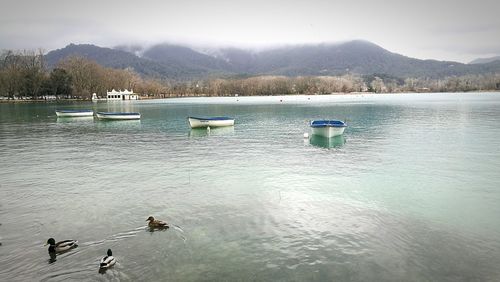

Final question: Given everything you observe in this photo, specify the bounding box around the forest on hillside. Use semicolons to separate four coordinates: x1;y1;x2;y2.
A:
1;50;500;100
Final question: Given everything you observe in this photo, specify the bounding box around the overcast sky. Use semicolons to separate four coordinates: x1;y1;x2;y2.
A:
1;0;499;63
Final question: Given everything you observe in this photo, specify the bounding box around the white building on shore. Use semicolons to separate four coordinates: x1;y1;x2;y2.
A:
106;89;139;100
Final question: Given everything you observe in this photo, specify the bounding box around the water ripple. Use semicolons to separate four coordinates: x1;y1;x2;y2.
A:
2;94;500;281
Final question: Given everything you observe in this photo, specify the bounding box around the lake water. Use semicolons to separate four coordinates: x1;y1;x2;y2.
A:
1;93;500;281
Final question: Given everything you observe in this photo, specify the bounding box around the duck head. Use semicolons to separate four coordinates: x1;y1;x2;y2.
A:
146;216;155;222
107;249;113;256
45;238;56;246
46;238;56;253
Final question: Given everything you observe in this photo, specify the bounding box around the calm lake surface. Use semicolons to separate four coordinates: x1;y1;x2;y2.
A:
1;93;500;281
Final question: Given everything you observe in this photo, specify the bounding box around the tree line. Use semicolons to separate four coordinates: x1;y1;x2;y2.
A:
1;50;499;100
0;50;168;100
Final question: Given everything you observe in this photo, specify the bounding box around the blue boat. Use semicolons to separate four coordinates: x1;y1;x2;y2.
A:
310;120;347;137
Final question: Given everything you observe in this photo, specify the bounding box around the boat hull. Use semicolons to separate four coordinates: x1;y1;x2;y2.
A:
56;110;94;117
96;112;141;120
310;120;347;138
311;126;346;138
188;117;234;128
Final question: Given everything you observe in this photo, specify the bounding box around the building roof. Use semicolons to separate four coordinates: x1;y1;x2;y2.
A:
107;89;134;94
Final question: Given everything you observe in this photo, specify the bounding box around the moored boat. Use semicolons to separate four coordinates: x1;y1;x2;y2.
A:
310;120;347;138
55;110;94;117
188;116;234;128
96;112;141;120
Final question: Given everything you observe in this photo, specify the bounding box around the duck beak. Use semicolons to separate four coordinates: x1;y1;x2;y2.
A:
44;243;48;246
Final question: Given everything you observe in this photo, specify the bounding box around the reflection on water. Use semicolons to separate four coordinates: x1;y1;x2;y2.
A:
2;93;500;281
147;226;170;233
48;252;57;264
309;134;346;149
188;126;235;138
94;119;141;130
102;101;139;113
56;116;95;123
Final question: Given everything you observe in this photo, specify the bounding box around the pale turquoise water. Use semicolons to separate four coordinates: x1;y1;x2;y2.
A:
1;93;500;281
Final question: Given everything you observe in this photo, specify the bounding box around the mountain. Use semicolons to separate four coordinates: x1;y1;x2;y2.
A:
469;56;500;64
45;41;500;81
45;44;163;78
141;44;234;78
217;41;500;78
45;44;213;80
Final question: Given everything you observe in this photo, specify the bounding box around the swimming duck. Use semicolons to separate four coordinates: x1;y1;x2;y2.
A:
99;249;116;269
45;238;78;253
146;216;169;228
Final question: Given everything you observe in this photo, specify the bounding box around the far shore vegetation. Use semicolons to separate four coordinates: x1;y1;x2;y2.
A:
1;49;500;101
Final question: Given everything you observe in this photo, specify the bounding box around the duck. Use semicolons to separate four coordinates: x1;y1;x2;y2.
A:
146;216;169;228
99;249;116;269
45;238;78;253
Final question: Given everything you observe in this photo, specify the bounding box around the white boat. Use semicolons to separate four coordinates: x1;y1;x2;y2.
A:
188;116;234;128
310;120;347;138
96;112;141;120
55;110;94;117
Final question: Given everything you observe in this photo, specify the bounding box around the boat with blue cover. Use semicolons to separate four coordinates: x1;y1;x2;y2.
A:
96;112;141;120
310;120;347;137
188;116;234;128
55;110;94;117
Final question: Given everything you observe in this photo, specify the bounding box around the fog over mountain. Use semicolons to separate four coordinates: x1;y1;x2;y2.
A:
2;0;500;63
45;40;500;81
469;56;500;65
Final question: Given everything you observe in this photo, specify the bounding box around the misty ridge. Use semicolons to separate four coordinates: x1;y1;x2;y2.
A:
44;40;500;81
2;39;500;100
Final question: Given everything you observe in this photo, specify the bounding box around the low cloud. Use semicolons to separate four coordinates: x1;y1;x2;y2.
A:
1;0;499;62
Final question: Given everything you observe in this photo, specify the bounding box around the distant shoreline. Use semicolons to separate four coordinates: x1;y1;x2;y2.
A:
1;90;499;103
0;98;85;103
